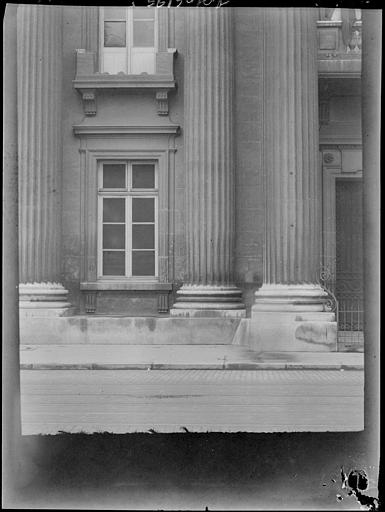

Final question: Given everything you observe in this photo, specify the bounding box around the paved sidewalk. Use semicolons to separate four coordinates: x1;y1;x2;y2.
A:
20;368;364;433
20;344;364;370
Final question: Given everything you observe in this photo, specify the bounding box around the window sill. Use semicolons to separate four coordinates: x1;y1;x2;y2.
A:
73;73;176;91
80;281;173;292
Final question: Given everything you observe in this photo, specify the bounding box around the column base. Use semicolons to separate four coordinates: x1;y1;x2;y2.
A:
170;285;246;318
19;282;73;317
250;284;337;351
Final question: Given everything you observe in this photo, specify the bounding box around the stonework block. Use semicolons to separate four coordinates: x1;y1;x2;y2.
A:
170;308;246;319
236;121;262;143
19;317;243;345
155;51;175;75
236;97;262;123
96;292;158;316
75;49;95;75
249;312;337;352
237;142;262;170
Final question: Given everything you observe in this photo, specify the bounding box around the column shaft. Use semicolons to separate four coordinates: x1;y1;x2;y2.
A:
17;5;71;314
185;8;233;286
264;8;321;286
251;8;336;352
18;5;62;283
172;8;244;316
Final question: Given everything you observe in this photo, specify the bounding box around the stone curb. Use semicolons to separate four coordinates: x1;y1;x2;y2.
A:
20;363;364;371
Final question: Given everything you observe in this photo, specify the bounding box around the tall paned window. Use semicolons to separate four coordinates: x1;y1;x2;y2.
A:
98;161;158;278
101;7;157;74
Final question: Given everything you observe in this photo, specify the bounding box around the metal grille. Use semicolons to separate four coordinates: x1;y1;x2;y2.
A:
335;179;364;349
321;179;364;350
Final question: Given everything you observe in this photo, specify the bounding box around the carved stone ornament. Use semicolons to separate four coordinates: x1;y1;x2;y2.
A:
158;292;169;313
156;90;169;116
80;89;96;116
85;291;97;314
323;152;334;164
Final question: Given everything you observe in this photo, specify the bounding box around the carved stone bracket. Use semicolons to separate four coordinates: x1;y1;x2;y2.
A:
156;90;169;116
85;291;97;313
80;89;96;116
158;292;169;313
78;87;171;117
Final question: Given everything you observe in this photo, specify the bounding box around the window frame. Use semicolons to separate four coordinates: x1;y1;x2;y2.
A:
99;7;159;75
97;159;159;280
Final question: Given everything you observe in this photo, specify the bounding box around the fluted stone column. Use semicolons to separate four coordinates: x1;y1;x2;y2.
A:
251;8;336;351
17;5;71;316
171;8;245;317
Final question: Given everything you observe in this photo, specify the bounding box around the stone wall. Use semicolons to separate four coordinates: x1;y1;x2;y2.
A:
59;7;360;316
234;9;265;312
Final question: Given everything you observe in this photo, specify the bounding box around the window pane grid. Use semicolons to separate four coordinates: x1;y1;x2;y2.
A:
101;8;157;74
98;162;158;279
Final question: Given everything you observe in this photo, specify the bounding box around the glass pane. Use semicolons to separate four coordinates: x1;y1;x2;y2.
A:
104;22;126;47
132;251;155;276
103;7;127;19
103;225;125;249
103;251;125;276
132;225;154;249
132;164;155;189
133;21;154;47
103;198;125;223
103;164;126;188
133;7;155;19
132;198;154;222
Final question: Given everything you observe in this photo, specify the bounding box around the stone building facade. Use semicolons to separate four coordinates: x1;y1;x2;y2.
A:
17;5;364;353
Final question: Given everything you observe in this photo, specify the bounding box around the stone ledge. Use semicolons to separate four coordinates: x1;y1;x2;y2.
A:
73;124;180;136
80;281;173;291
170;308;246;318
20;363;363;371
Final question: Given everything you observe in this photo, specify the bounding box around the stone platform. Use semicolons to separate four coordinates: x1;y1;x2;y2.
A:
19;316;243;345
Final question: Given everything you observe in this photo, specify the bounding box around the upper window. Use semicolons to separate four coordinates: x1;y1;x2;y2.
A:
97;161;158;279
100;7;157;74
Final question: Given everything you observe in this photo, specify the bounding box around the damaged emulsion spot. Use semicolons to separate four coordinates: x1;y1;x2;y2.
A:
295;322;336;347
338;467;380;511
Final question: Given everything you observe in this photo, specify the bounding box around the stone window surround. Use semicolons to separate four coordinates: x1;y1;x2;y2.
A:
74;126;179;308
321;144;363;280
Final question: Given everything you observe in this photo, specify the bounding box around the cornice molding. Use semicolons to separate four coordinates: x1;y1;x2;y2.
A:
319;138;362;146
80;281;173;291
73;124;180;136
73;75;176;90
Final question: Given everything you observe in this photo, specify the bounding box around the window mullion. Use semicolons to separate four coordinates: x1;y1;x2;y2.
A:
127;8;132;74
127;163;131;277
97;194;102;278
155;194;158;278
